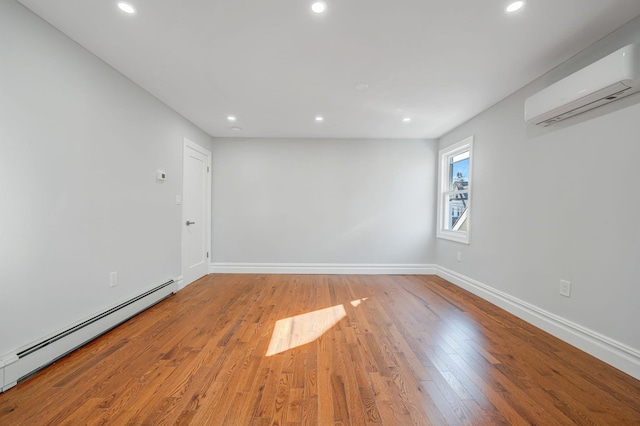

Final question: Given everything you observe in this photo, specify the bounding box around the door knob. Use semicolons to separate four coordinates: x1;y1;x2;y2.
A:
186;221;196;226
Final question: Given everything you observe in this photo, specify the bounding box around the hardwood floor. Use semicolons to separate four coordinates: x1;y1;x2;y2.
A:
1;274;639;425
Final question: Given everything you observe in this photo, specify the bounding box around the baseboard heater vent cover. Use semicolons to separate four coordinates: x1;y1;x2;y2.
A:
0;279;176;393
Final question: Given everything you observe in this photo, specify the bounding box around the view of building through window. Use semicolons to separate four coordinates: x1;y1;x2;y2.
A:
448;152;469;230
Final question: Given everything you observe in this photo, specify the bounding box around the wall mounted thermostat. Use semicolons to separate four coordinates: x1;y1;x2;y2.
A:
156;170;167;182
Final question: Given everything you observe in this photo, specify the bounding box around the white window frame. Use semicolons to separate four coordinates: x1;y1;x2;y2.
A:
437;136;473;244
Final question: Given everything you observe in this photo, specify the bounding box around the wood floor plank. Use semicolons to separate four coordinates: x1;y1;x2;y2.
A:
1;273;639;425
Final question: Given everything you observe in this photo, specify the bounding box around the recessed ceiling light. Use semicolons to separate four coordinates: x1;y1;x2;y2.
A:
403;117;412;122
117;2;136;14
315;116;324;122
311;1;327;14
506;1;524;13
355;83;369;91
227;115;237;122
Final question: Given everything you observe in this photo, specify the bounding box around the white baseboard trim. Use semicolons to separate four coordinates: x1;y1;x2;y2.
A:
210;262;437;275
0;279;177;393
174;275;184;290
436;266;640;380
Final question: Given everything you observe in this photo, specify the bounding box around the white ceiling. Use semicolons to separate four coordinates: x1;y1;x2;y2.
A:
16;0;640;139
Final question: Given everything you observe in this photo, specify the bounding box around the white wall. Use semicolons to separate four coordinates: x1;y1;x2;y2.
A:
437;16;640;363
0;0;212;356
211;138;437;265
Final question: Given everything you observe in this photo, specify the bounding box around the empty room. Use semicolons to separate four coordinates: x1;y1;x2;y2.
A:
1;0;640;424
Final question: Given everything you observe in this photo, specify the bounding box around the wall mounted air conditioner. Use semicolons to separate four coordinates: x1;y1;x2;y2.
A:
525;44;640;126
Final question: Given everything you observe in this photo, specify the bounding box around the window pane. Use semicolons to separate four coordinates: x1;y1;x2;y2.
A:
437;136;472;244
447;192;468;231
449;151;470;192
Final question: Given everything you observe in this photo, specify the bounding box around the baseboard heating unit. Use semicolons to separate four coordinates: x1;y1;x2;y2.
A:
0;279;176;393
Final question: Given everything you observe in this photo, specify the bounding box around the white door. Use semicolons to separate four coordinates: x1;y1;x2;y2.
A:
182;139;211;287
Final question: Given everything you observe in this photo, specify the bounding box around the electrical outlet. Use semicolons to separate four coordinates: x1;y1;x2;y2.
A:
559;280;571;297
110;272;118;288
457;251;462;262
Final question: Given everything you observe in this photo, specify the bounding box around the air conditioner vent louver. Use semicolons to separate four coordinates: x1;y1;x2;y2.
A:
525;44;640;126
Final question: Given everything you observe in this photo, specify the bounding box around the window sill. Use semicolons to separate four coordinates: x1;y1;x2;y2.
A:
437;231;470;244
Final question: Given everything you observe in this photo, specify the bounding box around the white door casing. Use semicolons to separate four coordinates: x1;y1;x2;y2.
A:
182;139;211;288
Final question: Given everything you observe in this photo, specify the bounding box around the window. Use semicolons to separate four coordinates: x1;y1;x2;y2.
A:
437;136;473;244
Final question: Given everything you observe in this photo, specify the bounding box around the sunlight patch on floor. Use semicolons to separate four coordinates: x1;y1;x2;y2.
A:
350;297;367;307
265;298;367;356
